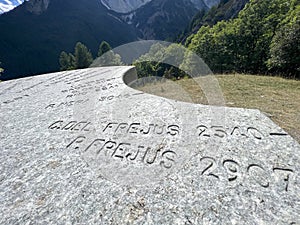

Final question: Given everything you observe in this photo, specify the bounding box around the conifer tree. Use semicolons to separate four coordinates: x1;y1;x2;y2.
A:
98;41;112;57
74;42;93;69
59;51;71;71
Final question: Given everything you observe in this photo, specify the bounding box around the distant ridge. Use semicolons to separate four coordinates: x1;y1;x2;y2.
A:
0;0;222;79
0;0;138;80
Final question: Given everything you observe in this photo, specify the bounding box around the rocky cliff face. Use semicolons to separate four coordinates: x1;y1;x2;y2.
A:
1;0;221;15
202;0;220;8
100;0;220;14
100;0;151;13
123;0;220;40
190;0;220;9
25;0;50;14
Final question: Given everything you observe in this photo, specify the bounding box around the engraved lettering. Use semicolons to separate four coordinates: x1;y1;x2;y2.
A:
115;123;128;134
103;122;118;132
231;126;247;137
45;104;55;109
160;150;177;169
81;122;91;131
98;141;117;155
127;123;141;134
247;127;263;140
145;146;163;165
154;124;165;135
62;121;77;130
126;145;143;161
273;167;294;192
167;125;180;136
66;136;86;150
247;164;270;188
200;157;219;179
48;120;63;129
112;143;131;159
197;125;210;137
223;159;239;182
71;122;88;131
84;139;105;153
212;126;227;138
141;124;154;134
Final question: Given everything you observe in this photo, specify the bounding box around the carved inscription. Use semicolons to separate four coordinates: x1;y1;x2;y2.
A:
198;156;294;192
103;122;180;137
99;92;144;102
48;120;92;132
66;136;177;169
2;94;30;104
197;125;264;140
61;77;119;98
43;73;122;109
197;125;288;140
45;99;89;109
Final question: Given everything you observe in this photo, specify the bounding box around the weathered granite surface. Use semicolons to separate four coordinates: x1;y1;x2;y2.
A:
0;66;299;224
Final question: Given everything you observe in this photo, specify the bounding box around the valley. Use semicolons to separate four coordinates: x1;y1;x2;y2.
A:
0;0;220;79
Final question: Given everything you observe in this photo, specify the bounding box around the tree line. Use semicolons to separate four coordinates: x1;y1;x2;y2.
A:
59;0;299;79
135;0;299;79
59;41;122;71
186;0;300;78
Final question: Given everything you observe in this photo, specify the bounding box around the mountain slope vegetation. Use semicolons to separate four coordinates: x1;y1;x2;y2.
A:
179;0;248;41
0;0;138;80
187;0;300;77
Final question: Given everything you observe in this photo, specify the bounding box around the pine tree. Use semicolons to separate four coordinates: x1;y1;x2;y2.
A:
74;42;93;69
59;51;71;71
68;53;76;70
98;41;112;57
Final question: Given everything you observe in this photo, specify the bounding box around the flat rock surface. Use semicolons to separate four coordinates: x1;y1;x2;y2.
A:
0;66;299;224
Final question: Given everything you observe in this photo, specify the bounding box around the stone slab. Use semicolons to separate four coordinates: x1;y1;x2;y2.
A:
0;66;299;224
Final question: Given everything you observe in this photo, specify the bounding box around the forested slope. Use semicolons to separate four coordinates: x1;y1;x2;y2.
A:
187;0;300;77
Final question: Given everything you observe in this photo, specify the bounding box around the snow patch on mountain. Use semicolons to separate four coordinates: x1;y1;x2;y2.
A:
100;0;151;13
203;0;220;8
0;0;25;14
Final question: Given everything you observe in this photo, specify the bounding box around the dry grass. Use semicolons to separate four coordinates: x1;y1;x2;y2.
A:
136;74;300;143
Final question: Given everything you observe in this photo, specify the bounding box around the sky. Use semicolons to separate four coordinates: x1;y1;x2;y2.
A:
0;0;25;14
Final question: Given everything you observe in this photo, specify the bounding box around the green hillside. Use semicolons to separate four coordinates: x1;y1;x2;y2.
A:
186;0;300;77
183;0;248;38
